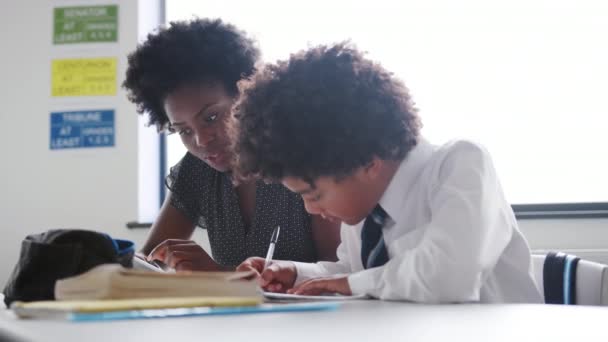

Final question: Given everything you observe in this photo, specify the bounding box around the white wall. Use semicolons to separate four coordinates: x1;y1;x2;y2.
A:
520;219;608;263
0;0;606;289
0;0;157;286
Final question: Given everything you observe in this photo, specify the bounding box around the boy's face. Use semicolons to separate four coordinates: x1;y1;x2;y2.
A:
282;164;383;225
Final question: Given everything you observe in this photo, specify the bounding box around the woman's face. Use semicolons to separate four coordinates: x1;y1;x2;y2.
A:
164;83;234;172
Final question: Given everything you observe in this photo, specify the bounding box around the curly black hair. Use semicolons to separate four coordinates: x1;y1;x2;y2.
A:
232;42;422;183
123;18;260;130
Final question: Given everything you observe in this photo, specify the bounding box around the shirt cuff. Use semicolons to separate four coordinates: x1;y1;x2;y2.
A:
292;261;325;285
347;267;383;296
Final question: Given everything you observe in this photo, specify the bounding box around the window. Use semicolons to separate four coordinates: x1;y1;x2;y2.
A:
164;0;608;216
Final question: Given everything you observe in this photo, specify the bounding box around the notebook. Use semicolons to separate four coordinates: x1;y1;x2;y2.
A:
11;296;262;319
69;302;341;322
132;256;166;273
132;254;174;273
263;292;368;301
11;299;339;321
54;264;260;300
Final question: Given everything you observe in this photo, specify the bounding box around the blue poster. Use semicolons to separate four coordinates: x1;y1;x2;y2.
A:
50;110;115;149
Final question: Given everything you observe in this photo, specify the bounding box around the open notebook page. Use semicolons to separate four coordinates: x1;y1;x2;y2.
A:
263;292;368;301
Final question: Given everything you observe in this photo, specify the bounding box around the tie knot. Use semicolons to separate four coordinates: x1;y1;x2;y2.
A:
370;204;388;226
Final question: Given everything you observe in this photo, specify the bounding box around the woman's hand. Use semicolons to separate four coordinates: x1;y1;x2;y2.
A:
148;239;228;271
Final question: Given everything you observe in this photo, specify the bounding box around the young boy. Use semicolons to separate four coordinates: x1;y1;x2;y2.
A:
232;43;542;303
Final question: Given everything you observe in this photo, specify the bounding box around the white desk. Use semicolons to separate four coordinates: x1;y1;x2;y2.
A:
1;301;607;342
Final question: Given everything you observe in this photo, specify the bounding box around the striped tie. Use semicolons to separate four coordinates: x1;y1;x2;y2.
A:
360;204;389;269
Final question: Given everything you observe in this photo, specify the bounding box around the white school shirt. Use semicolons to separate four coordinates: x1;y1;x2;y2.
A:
294;139;543;303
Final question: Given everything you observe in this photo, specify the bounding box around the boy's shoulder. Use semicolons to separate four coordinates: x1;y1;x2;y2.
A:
431;139;494;178
434;139;490;163
436;139;488;155
391;138;491;182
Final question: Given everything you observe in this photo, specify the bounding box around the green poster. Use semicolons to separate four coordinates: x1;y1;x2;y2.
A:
54;5;118;44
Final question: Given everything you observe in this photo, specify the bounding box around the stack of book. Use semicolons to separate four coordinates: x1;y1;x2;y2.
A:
11;264;263;320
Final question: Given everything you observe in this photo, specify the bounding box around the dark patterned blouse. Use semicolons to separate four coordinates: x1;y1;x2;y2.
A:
166;152;317;267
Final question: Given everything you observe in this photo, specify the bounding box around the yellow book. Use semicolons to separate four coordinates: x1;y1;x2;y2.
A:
11;296;262;318
54;264;260;300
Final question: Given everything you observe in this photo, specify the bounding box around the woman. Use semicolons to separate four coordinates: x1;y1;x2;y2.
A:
123;18;340;271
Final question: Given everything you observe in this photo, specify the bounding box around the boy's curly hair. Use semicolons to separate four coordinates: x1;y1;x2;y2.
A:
123;18;260;130
232;42;422;183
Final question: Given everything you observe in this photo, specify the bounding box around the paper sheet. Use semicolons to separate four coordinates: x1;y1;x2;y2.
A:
263;292;368;301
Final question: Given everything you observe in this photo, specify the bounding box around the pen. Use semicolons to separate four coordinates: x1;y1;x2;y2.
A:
263;226;280;271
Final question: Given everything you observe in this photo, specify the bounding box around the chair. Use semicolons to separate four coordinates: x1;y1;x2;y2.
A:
532;253;608;305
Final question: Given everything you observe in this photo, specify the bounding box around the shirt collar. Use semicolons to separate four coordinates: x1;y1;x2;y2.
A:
378;138;435;223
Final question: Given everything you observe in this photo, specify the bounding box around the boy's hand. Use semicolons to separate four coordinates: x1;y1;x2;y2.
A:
288;276;352;296
237;257;297;293
148;239;226;271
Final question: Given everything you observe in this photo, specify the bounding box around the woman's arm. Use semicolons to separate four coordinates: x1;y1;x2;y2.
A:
139;191;197;255
310;215;341;261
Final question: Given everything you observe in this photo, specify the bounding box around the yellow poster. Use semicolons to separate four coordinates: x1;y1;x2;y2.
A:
52;57;117;96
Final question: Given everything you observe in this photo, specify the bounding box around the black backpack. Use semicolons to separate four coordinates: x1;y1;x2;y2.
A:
3;229;134;306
